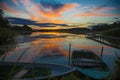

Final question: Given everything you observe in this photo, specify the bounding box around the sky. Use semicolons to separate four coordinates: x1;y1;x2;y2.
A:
0;0;120;29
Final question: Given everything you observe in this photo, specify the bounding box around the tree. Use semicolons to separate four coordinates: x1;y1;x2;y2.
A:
0;9;11;28
23;24;32;31
0;9;3;15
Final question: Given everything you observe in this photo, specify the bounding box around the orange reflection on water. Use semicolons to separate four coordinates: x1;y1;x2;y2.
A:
30;32;70;37
30;43;68;57
31;37;66;45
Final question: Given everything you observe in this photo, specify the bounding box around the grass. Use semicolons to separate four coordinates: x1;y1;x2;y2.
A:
0;65;23;80
102;28;120;38
61;74;80;80
52;71;92;80
109;57;120;80
101;28;120;48
5;47;29;80
22;66;51;78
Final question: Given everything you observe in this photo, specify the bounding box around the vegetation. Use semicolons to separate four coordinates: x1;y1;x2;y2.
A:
0;65;23;80
10;24;33;36
60;73;91;80
91;21;120;32
12;25;32;31
0;9;10;28
0;9;15;46
23;67;50;78
0;9;32;45
0;28;15;45
110;57;120;80
101;28;120;47
61;74;80;80
0;9;15;56
102;28;120;38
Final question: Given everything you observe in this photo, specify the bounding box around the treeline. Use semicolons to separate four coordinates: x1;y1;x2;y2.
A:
58;28;90;34
33;28;90;34
102;28;120;37
90;21;120;37
12;25;32;31
91;21;120;31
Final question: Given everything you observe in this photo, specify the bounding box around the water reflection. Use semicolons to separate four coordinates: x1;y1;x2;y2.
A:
3;32;120;72
15;32;73;43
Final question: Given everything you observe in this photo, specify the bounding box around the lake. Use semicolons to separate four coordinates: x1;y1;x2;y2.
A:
2;32;120;72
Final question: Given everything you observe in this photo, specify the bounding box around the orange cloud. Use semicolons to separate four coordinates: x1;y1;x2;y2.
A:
30;15;64;24
39;3;79;18
74;11;120;17
57;3;79;16
17;0;76;23
19;0;79;18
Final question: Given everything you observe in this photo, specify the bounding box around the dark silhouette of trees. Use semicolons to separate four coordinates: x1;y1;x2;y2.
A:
0;10;15;45
0;9;3;14
0;9;32;31
0;9;11;28
12;24;32;31
102;28;120;37
91;21;120;32
23;24;32;31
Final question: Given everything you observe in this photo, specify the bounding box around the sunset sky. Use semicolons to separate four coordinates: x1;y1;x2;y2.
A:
0;0;120;29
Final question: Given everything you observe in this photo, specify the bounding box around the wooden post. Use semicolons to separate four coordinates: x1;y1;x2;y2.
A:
68;44;71;66
100;46;104;59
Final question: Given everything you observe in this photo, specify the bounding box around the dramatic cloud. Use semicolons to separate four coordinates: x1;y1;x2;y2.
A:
6;0;79;23
0;0;120;27
40;3;79;18
39;0;79;18
12;0;79;18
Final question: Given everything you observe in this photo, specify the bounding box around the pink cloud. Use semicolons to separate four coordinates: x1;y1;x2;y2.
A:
73;5;119;17
92;6;116;12
12;0;19;5
74;11;120;17
0;2;33;19
0;2;20;16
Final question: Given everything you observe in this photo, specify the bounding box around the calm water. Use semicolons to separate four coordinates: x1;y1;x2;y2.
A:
3;32;120;72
